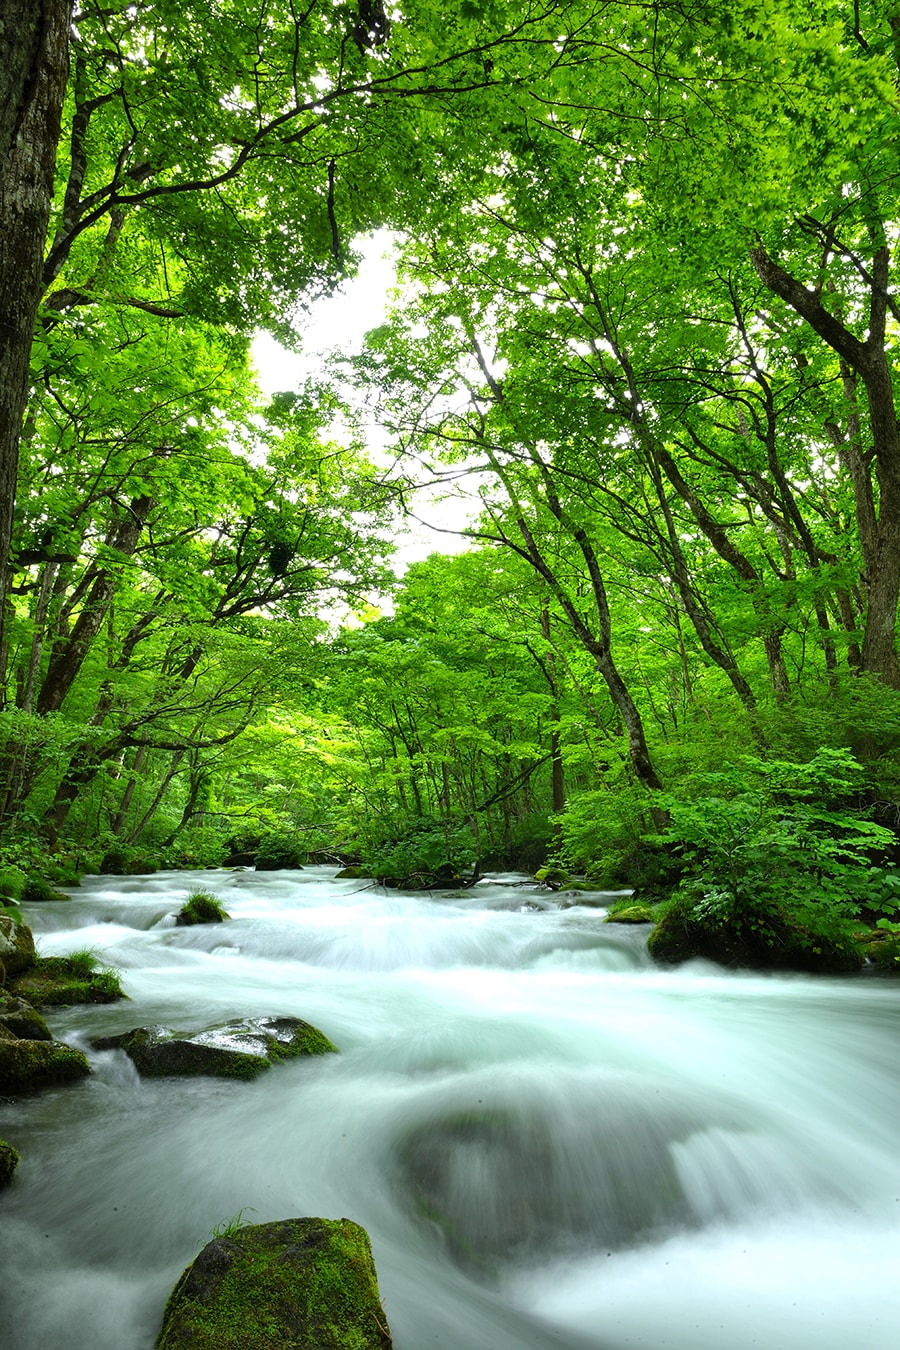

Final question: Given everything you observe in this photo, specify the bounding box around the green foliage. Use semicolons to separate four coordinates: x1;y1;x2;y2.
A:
207;1209;258;1243
165;829;229;870
253;831;307;870
0;869;25;903
654;749;897;947
367;818;477;887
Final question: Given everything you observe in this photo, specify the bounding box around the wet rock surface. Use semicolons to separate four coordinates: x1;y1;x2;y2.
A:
94;1015;339;1079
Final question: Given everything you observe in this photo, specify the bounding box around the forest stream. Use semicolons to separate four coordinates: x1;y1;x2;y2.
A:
2;867;900;1350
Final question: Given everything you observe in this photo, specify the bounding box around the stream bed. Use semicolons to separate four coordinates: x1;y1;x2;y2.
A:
1;866;899;1349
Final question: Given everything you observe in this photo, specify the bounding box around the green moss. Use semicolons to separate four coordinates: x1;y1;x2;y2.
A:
176;891;229;926
534;866;570;886
156;1218;392;1349
857;929;900;972
603;902;658;924
0;991;52;1040
10;953;125;1007
0;1032;90;1093
0;1138;20;1187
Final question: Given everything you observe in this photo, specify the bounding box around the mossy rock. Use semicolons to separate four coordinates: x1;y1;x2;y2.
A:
534;866;570;887
156;1216;392;1349
10;954;125;1008
0;991;52;1041
0;1028;90;1094
176;891;229;926
21;876;71;903
603;903;657;924
647;899;864;974
95;1016;338;1080
0;916;36;978
335;866;367;880
857;929;900;972
0;1138;20;1187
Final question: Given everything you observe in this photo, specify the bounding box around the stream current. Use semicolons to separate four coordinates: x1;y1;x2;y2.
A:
1;866;899;1349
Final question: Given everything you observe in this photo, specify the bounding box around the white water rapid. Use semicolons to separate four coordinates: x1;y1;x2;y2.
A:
2;867;899;1349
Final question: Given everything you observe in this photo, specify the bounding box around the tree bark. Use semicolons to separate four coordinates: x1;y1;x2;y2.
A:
751;242;900;686
0;0;70;669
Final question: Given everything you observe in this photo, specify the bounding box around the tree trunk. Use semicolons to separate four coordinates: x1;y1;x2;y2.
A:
0;0;70;665
751;242;900;687
36;495;153;715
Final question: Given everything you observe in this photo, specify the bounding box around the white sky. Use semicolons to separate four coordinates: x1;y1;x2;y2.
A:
251;233;477;575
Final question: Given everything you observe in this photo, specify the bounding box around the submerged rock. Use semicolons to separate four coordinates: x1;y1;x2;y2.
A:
0;1138;19;1187
396;1092;701;1278
0;1027;90;1093
0;916;36;978
94;1016;338;1080
156;1216;392;1349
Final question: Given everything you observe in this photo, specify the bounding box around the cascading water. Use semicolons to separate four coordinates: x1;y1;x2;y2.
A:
1;867;899;1349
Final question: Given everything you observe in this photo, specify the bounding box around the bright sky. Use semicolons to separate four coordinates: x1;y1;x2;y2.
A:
250;233;477;576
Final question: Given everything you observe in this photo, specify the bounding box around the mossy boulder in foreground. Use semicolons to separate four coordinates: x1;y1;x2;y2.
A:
0;1026;90;1093
0;916;36;978
95;1015;338;1079
0;1138;20;1187
0;990;52;1041
156;1216;392;1350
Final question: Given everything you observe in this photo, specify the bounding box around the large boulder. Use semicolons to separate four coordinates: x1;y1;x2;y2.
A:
0;1138;19;1187
156;1217;392;1350
0;916;35;978
0;990;52;1040
647;898;864;973
95;1016;338;1080
0;1027;90;1093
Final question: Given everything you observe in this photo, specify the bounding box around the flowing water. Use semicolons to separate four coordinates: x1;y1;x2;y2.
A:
2;867;899;1350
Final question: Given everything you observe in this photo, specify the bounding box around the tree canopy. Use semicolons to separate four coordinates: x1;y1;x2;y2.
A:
2;1;900;963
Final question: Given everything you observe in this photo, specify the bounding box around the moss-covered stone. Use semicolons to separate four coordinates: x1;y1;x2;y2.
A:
857;929;900;972
0;1028;90;1093
176;891;229;925
0;1138;20;1187
95;1016;338;1080
335;866;367;880
156;1217;392;1350
10;954;125;1007
647;898;864;974
0;990;52;1040
603;903;657;924
21;876;71;903
534;866;570;887
0;916;36;978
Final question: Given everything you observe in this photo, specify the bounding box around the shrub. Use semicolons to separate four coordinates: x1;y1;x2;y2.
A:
366;818;477;887
651;748;898;955
253;831;306;870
